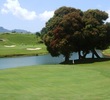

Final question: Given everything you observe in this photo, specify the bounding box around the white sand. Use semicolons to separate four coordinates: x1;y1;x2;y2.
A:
26;48;41;50
4;45;16;47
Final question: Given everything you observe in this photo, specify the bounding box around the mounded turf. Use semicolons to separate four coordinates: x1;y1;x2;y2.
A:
0;33;37;45
0;33;47;57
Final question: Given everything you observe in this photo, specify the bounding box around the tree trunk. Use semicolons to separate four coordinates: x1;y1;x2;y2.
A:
91;49;100;58
82;51;88;59
92;52;95;59
78;51;82;59
78;51;88;59
64;54;70;62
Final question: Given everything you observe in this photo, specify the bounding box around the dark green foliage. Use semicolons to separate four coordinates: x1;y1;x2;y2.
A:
106;22;110;44
81;9;109;58
54;6;83;17
43;6;83;61
42;6;110;62
83;9;108;24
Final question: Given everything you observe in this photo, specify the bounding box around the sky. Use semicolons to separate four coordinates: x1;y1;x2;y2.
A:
0;0;110;33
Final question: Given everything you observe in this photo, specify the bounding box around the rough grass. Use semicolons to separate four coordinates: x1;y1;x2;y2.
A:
0;60;110;100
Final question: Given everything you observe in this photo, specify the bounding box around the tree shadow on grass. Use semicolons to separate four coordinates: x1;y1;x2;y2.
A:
60;57;110;65
74;58;110;64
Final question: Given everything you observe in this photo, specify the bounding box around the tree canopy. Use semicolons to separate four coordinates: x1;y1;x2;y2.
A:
42;6;110;62
78;9;109;59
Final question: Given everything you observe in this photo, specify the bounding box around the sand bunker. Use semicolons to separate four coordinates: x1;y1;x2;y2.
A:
26;48;41;50
4;45;16;47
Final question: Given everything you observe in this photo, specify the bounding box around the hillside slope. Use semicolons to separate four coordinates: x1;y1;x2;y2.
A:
0;33;37;45
0;27;10;33
0;33;47;57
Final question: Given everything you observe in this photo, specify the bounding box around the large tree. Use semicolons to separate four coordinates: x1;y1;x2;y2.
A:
43;6;83;62
43;7;110;63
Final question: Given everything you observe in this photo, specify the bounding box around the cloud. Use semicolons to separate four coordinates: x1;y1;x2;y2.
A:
1;0;37;20
1;8;9;14
106;10;110;22
1;0;54;21
39;11;54;21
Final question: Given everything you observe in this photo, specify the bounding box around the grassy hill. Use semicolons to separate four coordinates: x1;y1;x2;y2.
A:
0;33;47;57
0;33;37;45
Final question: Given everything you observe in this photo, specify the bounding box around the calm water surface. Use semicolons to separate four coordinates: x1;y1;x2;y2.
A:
0;51;103;69
0;54;63;69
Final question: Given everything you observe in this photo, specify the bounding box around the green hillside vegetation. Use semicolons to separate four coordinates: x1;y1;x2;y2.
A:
0;33;47;57
0;33;37;45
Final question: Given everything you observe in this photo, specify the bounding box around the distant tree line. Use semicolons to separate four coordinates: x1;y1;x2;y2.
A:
40;6;110;62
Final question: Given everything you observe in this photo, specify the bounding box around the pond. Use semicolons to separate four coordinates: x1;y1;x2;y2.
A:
0;50;103;69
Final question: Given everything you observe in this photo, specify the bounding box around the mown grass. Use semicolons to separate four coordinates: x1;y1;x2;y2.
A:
0;60;110;100
0;33;48;57
0;33;37;45
0;44;47;57
103;48;110;56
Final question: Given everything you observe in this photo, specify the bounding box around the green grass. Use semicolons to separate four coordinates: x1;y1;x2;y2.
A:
0;44;47;57
0;33;48;57
0;61;110;100
103;48;110;55
0;33;37;45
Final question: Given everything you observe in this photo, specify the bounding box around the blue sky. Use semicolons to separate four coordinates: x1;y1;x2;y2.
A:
0;0;110;32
